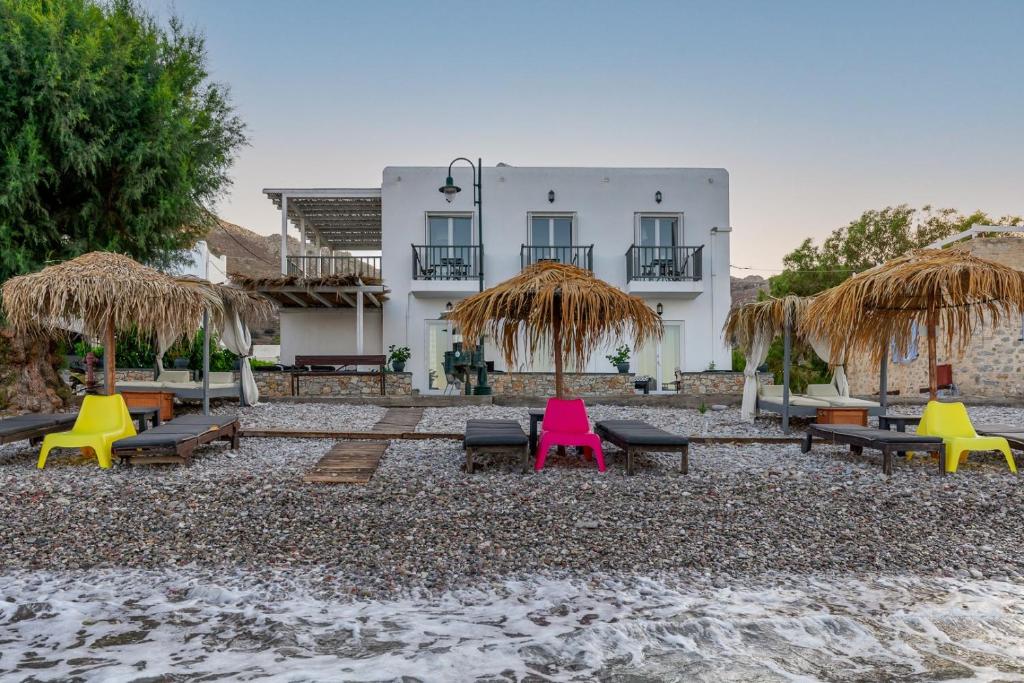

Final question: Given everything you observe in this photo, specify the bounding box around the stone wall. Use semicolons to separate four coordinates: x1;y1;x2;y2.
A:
255;370;412;398
847;237;1024;399
675;370;772;395
488;372;634;396
114;369;159;381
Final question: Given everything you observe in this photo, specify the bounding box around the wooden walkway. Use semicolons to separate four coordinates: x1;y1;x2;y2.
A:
302;408;424;484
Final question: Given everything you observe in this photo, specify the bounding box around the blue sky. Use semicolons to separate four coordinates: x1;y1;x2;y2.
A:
142;0;1024;274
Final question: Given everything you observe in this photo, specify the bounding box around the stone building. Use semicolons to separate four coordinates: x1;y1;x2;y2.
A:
847;236;1024;399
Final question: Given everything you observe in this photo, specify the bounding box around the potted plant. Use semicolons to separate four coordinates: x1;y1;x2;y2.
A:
606;344;631;374
388;344;411;372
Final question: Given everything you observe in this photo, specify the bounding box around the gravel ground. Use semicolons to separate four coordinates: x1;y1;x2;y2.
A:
205;401;386;431
2;402;1023;597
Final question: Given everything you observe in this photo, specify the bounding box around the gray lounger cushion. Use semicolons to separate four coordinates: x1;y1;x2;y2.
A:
464;419;528;447
168;414;239;428
595;419;689;446
975;424;1024;435
114;432;195;448
812;424;942;444
0;414;77;435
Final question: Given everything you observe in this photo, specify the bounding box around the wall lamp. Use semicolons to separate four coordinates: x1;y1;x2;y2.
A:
547;190;556;203
656;302;664;316
655;190;663;204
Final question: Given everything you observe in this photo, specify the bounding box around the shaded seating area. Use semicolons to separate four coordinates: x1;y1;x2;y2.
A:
804;384;883;413
756;384;830;416
801;423;944;475
112;414;240;466
463;419;530;473
117;370;241;400
595;419;690;475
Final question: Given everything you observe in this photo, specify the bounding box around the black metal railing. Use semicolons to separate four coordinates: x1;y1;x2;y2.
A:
286;255;381;279
412;244;481;280
625;245;703;281
520;245;594;270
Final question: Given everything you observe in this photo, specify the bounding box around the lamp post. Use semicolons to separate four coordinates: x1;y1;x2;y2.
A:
439;157;491;395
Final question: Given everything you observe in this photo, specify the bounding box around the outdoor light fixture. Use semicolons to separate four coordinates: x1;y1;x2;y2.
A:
439;176;462;203
655;190;663;204
445;301;453;312
656;302;664;316
548;190;555;203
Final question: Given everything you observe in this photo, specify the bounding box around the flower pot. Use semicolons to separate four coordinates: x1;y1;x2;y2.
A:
616;362;630;374
392;361;406;373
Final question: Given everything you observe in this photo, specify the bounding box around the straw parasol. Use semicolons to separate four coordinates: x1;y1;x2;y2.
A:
802;246;1024;400
447;261;662;398
3;252;223;394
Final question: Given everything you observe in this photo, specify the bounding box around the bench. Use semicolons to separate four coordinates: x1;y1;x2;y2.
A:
801;424;943;475
464;419;530;473
594;419;690;475
292;355;388;396
112;414;240;466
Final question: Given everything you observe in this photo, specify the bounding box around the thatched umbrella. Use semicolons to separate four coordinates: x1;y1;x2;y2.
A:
803;246;1024;400
2;252;215;394
447;262;662;398
724;295;812;428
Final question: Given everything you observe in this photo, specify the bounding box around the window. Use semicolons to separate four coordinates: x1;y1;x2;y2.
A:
637;215;679;248
530;215;574;247
427;215;473;246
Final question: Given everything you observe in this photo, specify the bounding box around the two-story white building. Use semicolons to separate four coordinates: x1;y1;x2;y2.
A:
263;164;732;393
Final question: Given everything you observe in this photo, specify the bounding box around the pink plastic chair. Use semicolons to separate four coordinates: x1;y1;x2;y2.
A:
535;398;606;472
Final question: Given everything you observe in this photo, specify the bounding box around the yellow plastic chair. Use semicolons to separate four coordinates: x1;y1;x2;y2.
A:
37;394;136;469
915;400;1016;474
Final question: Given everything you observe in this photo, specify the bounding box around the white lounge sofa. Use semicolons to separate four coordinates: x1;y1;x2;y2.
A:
756;384;831;417
804;383;884;415
116;370;240;400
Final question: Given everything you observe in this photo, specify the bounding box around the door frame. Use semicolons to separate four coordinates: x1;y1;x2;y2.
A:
636;320;684;392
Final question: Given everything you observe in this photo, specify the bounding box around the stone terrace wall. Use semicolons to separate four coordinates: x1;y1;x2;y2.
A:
256;371;412;398
675;371;772;394
848;237;1024;399
489;372;634;396
114;369;159;381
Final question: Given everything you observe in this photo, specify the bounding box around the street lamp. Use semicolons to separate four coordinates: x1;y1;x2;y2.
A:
439;157;490;394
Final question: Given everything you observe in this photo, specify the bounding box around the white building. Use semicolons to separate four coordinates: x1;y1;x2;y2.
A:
263;164;732;393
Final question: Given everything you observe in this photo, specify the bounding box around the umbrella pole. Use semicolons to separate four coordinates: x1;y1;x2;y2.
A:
879;343;888;412
927;309;938;401
104;318;116;395
202;309;211;416
782;319;791;435
553;306;564;399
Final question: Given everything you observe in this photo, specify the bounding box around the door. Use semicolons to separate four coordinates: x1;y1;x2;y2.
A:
425;320;451;392
531;215;574;263
638;216;678;277
636;321;683;391
427;215;474;277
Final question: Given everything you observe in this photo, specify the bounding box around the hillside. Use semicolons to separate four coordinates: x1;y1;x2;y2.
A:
205;220;300;280
730;274;769;306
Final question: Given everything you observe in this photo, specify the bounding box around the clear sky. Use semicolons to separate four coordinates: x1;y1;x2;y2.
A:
142;0;1023;275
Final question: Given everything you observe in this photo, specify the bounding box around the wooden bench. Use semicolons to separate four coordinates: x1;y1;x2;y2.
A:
292;355;388;396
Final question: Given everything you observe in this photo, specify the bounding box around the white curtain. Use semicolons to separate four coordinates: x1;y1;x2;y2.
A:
153;327;176;377
741;331;772;422
807;335;849;397
218;304;258;406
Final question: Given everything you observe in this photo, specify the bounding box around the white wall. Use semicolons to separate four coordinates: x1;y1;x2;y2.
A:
380;166;732;392
171;240;228;283
279;308;383;365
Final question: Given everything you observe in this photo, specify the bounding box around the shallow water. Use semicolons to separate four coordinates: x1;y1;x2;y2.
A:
2;570;1024;682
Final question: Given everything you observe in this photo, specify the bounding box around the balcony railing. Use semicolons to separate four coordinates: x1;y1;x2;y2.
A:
625;245;703;281
286;255;381;279
520;245;594;271
412;244;481;280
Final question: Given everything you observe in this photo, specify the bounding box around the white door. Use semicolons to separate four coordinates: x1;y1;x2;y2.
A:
531;216;574;263
636;321;683;391
638;216;678;276
425;320;451;392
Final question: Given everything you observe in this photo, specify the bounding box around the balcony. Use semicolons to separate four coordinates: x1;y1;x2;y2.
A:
625;245;703;297
520;245;594;271
411;244;481;297
286;255;381;280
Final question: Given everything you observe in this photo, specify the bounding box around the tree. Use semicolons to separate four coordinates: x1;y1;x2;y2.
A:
0;0;247;282
768;206;1023;297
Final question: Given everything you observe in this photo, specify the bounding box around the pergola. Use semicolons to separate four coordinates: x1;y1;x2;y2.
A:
264;188;382;273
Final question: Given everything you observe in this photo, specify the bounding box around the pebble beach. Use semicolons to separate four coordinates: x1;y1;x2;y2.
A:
3;401;1024;680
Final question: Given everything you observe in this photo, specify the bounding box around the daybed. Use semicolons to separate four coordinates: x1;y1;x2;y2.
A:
756;384;831;417
116;370;241;400
112;413;240;466
804;384;884;414
595;419;690;475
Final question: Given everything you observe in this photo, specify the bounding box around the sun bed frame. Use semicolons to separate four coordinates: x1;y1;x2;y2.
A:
463;419;530;473
595;419;690;475
801;424;943;475
112;414;240;466
976;424;1024;452
0;414;78;446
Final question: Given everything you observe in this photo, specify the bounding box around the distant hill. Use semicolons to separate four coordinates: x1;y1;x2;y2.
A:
205;219;299;280
730;274;769;306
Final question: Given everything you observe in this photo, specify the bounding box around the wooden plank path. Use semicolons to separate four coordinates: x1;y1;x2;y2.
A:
302;408;424;484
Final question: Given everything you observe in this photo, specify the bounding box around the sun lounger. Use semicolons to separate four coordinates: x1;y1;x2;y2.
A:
594;419;690;475
801;423;943;475
804;384;883;412
0;413;78;446
112;414;240;466
463;419;529;473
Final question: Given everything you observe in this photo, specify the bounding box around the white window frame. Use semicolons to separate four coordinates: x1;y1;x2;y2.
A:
425;212;476;246
527;212;577;246
634;212;684;247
